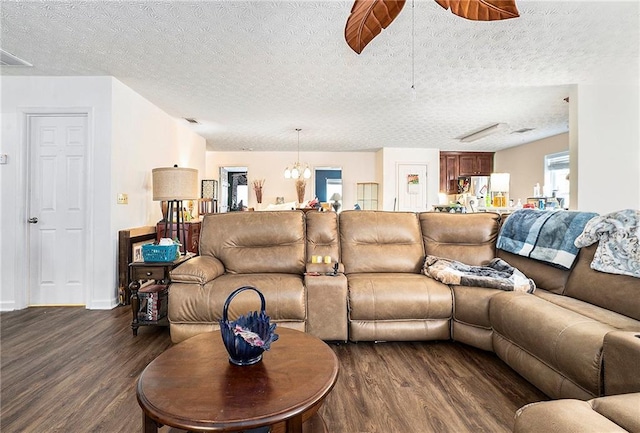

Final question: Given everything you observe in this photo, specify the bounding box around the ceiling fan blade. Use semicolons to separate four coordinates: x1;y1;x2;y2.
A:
345;0;406;54
435;0;519;21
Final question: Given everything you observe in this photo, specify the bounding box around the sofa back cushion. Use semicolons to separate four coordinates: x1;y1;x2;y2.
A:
420;212;500;266
340;211;424;274
306;211;340;263
564;245;640;321
496;250;570;294
199;211;306;274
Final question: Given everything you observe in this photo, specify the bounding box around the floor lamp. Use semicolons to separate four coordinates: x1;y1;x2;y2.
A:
152;166;199;254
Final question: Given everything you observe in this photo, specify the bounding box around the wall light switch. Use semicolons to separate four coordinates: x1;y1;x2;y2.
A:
117;193;128;205
0;154;7;164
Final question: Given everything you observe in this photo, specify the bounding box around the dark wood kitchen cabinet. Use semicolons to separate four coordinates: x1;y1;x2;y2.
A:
440;152;494;194
440;154;459;195
458;153;494;176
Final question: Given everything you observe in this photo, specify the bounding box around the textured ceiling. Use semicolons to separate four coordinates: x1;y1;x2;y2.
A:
1;0;638;152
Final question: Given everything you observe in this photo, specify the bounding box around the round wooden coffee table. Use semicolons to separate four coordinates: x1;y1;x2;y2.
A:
136;328;339;433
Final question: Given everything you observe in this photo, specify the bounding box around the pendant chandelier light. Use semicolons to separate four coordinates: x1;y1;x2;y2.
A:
284;128;311;180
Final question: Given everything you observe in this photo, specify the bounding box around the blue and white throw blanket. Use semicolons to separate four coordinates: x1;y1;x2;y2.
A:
497;209;598;270
574;209;640;278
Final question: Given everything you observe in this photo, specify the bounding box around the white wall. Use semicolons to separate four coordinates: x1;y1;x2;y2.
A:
1;76;113;311
0;76;205;311
572;84;640;214
206;151;378;210
494;133;569;206
207;148;440;212
378;147;441;211
111;78;206;231
104;79;205;309
493;83;639;214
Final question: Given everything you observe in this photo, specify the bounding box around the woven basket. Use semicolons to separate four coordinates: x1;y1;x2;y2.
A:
219;286;279;366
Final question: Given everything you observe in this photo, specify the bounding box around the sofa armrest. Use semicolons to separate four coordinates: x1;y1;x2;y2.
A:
603;331;640;395
305;272;348;341
170;256;225;284
305;262;345;275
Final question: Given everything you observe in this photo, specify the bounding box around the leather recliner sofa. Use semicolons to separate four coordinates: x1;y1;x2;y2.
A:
168;210;640;432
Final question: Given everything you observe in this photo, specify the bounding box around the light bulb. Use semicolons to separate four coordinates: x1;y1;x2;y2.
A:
303;166;311;179
284;168;291;179
291;167;300;179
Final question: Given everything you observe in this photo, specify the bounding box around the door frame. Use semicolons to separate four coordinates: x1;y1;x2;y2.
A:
15;108;94;309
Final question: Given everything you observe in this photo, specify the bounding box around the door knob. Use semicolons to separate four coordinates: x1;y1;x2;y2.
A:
28;217;39;224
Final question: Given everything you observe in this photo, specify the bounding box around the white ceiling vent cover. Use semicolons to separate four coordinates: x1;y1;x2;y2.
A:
512;128;536;134
1;49;33;66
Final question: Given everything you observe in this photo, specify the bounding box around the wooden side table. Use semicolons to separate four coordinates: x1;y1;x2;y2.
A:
129;255;192;336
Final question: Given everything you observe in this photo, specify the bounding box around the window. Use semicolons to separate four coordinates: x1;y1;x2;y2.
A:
544;151;569;208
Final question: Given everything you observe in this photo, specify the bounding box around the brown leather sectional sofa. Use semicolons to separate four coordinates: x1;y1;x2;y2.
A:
168;210;640;432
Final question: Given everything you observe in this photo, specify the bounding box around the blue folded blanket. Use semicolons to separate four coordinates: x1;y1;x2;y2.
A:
497;209;598;270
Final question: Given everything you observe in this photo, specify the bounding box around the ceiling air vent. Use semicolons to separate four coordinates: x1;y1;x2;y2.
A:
511;128;535;134
0;49;32;67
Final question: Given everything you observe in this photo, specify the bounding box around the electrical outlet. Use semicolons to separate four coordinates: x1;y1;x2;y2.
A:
117;193;128;205
0;154;7;164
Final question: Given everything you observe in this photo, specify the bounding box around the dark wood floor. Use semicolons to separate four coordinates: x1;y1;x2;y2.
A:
1;307;547;433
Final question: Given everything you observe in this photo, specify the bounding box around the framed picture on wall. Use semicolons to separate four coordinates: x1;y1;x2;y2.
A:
132;240;154;262
201;179;218;200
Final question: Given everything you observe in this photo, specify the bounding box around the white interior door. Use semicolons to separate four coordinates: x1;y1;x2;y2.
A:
28;115;88;306
396;163;428;212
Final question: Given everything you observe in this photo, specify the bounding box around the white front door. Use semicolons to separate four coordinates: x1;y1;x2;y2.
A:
28;115;88;306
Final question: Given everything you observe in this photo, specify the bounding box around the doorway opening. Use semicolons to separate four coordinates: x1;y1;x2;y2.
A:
220;166;248;212
314;167;342;204
544;151;570;208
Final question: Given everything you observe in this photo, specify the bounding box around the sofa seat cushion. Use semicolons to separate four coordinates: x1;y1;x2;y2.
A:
513;393;640;432
490;291;613;397
590;393;640;432
347;273;452;321
453;285;503;329
169;273;306;326
451;285;504;351
535;290;640;331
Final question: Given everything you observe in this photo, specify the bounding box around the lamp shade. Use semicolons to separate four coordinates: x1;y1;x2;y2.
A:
152;167;199;201
490;173;510;193
330;193;342;201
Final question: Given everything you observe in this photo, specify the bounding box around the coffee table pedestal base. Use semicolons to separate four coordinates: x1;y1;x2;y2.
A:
159;412;327;433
